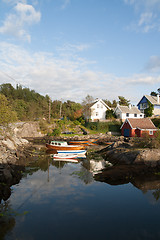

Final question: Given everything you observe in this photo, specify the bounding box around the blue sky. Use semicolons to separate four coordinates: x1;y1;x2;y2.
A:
0;0;160;104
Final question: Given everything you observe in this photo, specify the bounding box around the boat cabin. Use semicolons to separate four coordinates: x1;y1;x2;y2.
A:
50;141;68;146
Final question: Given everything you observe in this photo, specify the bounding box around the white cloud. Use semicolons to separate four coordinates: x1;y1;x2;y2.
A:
0;42;159;103
61;0;70;9
57;43;90;54
146;56;160;72
0;2;41;42
126;74;160;84
138;12;153;26
124;0;160;32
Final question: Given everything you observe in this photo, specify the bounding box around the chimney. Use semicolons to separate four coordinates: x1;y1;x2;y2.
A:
129;104;132;109
157;94;159;104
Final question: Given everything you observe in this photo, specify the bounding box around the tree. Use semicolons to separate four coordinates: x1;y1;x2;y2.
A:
12;99;29;120
106;109;116;119
82;95;94;106
0;83;50;121
82;95;94;120
0;94;17;125
103;99;112;108
74;109;83;119
0;83;16;99
144;100;154;117
150;91;157;96
118;96;130;106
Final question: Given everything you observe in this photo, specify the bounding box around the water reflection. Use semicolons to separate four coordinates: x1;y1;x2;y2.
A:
0;200;16;239
1;150;160;239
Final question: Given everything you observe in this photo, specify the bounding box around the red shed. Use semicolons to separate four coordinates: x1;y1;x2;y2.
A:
121;118;157;137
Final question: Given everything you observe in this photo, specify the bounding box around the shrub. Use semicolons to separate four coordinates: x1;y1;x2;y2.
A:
90;124;97;130
73;120;80;126
105;109;116;119
152;118;160;128
39;120;48;132
51;128;61;136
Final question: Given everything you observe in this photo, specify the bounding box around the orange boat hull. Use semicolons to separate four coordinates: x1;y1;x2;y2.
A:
68;139;98;146
46;143;85;150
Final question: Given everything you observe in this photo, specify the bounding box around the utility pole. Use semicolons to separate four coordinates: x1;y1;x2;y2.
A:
49;97;51;123
60;100;62;119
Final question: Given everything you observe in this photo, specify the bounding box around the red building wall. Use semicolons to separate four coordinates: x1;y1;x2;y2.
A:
131;128;157;138
121;121;136;137
122;121;158;138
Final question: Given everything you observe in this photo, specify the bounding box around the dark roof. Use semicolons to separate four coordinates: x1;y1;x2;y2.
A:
127;118;157;130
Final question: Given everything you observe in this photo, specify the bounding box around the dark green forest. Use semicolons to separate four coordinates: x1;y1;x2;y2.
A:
0;83;83;124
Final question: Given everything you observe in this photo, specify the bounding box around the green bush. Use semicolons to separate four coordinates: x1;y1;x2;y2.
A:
105;109;116;119
51;128;61;136
152;118;160;128
0;94;17;125
39;120;48;132
85;121;121;133
73;120;80;126
90;124;97;130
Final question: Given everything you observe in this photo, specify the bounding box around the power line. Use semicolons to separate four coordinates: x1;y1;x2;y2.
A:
0;70;28;89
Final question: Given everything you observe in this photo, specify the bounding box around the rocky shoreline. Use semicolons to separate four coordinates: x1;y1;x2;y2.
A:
0;122;44;202
94;137;160;186
98;138;160;167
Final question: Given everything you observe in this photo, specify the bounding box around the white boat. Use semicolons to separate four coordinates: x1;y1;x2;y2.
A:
50;153;79;163
53;158;79;163
46;141;85;151
57;149;87;154
53;153;78;159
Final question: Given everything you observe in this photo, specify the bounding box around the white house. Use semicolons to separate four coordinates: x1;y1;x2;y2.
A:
87;99;111;122
114;104;144;122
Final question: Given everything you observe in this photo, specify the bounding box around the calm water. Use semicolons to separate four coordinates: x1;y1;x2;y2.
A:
1;152;160;240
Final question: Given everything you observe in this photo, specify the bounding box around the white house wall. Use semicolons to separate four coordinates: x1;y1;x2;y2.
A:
115;108;122;119
90;101;107;121
115;107;144;122
153;105;160;116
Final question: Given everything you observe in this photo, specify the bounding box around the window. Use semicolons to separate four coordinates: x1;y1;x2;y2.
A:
142;103;147;109
149;130;153;135
126;113;129;117
96;112;99;116
134;114;137;117
140;114;142;117
97;104;99;108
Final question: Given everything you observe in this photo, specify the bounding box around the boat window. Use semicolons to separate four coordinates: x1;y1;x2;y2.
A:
58;143;61;145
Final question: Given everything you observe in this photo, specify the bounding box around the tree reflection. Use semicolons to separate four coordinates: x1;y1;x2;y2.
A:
24;154;51;177
152;189;160;201
71;166;94;184
0;200;16;240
